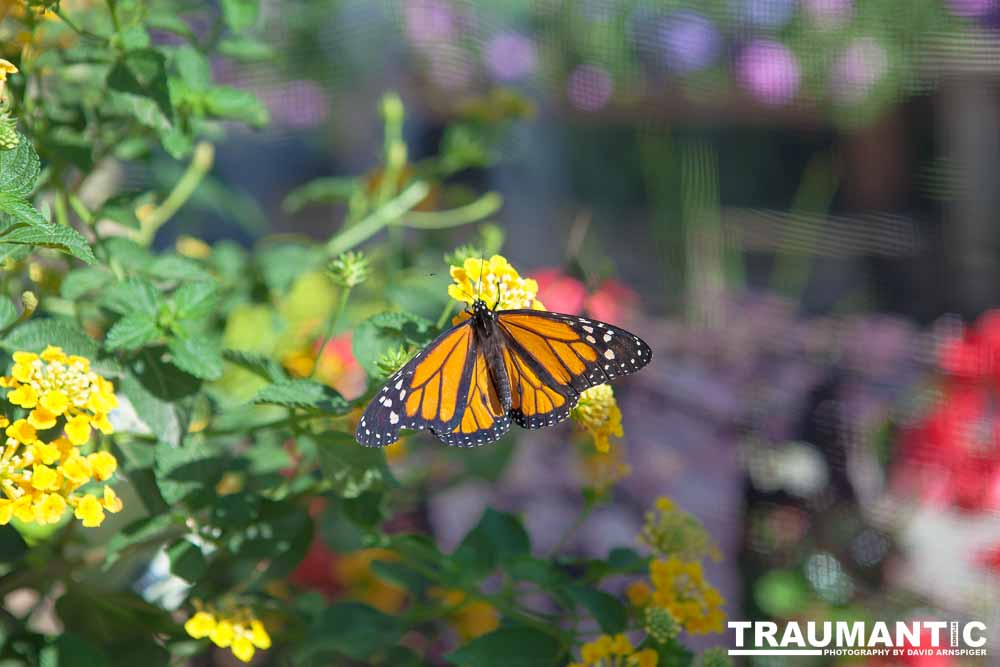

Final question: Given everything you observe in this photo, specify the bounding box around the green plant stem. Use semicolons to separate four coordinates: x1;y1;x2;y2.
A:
435;301;456;329
325;181;429;256
137;142;214;246
54;8;106;42
67;195;94;226
548;499;598;557
53;190;70;228
311;284;352;379
401;192;502;229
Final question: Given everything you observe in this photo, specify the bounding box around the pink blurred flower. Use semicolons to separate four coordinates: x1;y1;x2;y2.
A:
831;37;888;105
532;268;640;324
533;268;587;315
567;64;613;112
737;39;800;106
484;31;537;81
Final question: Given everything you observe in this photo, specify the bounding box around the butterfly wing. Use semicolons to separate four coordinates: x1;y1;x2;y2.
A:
496;310;652;429
435;342;511;447
356;321;477;446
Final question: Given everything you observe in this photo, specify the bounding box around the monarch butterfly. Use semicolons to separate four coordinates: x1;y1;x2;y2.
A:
355;298;652;447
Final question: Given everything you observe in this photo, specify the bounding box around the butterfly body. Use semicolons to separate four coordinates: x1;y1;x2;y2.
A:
356;298;652;448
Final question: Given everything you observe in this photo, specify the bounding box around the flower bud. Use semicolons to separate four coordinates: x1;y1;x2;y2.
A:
328;251;370;288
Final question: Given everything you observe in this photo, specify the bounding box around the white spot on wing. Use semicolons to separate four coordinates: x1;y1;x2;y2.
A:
604;349;615;360
389;411;399;424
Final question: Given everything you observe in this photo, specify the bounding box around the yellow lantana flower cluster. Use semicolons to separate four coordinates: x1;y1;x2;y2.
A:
184;608;272;663
448;255;545;311
2;347;117;443
640;497;721;563
628;558;725;635
571;384;624;453
0;347;122;528
569;633;658;667
627;497;726;635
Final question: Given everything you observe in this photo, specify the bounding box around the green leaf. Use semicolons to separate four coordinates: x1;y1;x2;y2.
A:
218;37;276;62
0;295;17;330
453;508;531;581
282;177;359;213
102;278;162;316
5;319;100;359
56;586;176;645
0;133;40;198
107;49;173;120
171;281;219;321
167;538;207;582
298;602;404;662
353;311;434;378
221;0;259;31
154;440;225;505
566;585;627;634
252;379;350;413
104;514;175;568
61;267;113;300
203;87;269;127
105;312;160;350
314;432;393;499
0;197;97;264
0;524;27;564
39;633;110;667
370;560;426;593
122;353;200;446
445;628;565;667
173;45;211;90
222;349;287;382
167;336;224;380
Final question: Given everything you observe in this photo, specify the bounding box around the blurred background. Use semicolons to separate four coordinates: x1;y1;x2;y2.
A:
134;0;1000;663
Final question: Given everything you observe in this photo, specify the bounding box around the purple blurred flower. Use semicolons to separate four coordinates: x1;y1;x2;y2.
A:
947;0;996;17
567;64;614;111
404;0;457;45
737;39;801;105
802;0;854;29
484;31;538;81
659;11;721;73
831;37;888;105
739;0;798;29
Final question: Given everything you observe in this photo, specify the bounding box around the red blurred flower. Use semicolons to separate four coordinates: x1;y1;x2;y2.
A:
532;268;640;324
289;537;341;598
532;268;586;315
894;311;1000;512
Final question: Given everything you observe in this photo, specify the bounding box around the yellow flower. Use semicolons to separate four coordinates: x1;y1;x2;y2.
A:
210;618;234;647
640;496;720;563
250;620;271;650
101;485;122;513
34;492;66;524
7;419;36;444
448;255;545;311
184;611;216;639
333;548;407;614
626;580;652;607
429;587;500;640
59;453;91;485
88;451;117;481
185;608;271;663
8;384;37;408
176;235;212;259
231;636;255;662
31;464;60;491
648;557;725;635
73;493;105;527
3;346;118;446
571;384;623;453
0;59;17;82
572;634;657;667
65;415;91;445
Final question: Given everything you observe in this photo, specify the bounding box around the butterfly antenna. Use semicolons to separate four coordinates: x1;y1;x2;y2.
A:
475;250;486;304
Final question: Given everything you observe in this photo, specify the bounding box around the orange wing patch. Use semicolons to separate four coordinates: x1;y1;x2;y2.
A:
437;348;511;447
404;326;471;423
502;346;568;428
